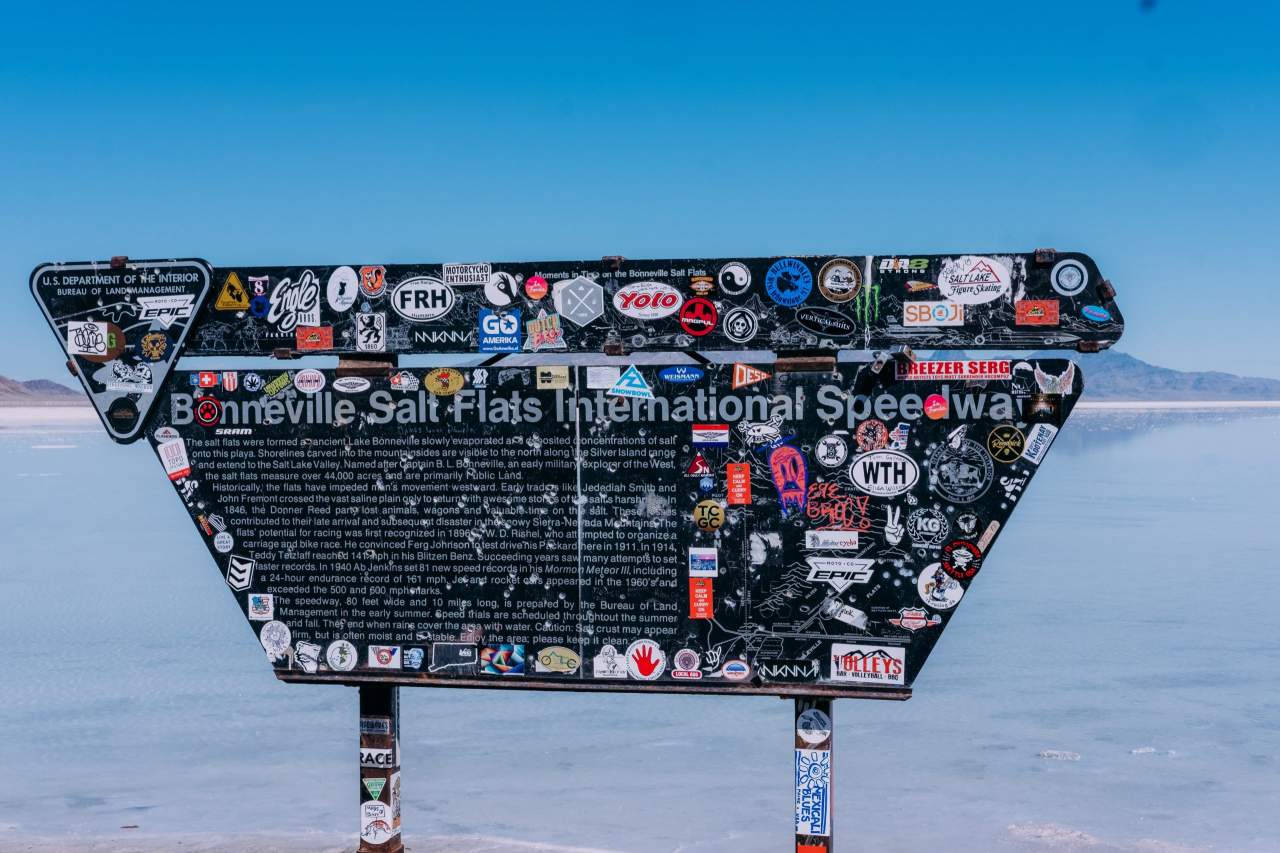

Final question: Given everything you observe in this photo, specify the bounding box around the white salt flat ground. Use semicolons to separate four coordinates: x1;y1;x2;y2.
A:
1;409;1277;852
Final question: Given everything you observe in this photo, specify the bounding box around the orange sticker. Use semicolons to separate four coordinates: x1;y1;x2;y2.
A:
732;363;771;389
1016;299;1060;326
689;578;713;619
295;326;334;350
727;463;752;505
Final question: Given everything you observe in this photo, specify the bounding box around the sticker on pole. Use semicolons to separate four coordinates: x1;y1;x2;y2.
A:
30;259;212;443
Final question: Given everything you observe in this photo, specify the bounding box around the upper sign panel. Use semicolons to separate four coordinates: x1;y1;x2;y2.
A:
30;259;212;442
182;253;1122;355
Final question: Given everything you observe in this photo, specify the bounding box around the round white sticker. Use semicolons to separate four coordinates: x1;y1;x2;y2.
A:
327;266;359;312
796;708;832;745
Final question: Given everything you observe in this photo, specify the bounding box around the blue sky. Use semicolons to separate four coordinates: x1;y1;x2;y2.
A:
3;1;1278;380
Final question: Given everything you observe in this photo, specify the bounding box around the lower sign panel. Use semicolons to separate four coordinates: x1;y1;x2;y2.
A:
146;360;1080;696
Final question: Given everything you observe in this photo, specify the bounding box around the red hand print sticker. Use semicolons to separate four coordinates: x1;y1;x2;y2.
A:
625;640;666;680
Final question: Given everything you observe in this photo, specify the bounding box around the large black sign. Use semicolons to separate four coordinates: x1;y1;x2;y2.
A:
146;359;1081;697
185;252;1121;356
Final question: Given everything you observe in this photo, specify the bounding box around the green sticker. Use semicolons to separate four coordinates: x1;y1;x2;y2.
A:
363;777;386;800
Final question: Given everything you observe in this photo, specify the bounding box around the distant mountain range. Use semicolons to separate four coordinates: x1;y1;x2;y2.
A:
0;374;83;405
1;350;1278;404
1004;350;1280;400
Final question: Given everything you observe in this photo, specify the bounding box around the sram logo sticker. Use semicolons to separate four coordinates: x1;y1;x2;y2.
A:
829;643;905;686
612;281;683;319
903;301;964;327
805;557;875;593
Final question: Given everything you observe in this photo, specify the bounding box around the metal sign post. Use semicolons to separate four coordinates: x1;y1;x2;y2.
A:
795;697;835;852
28;250;1122;849
357;685;402;851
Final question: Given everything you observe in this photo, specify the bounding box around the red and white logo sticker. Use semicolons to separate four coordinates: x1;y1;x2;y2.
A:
679;298;717;336
625;639;666;680
194;396;222;427
613;281;683;320
896;360;1011;381
293;369;326;394
732;363;771;389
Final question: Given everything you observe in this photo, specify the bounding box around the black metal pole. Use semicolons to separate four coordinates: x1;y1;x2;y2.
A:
794;697;834;853
358;684;403;853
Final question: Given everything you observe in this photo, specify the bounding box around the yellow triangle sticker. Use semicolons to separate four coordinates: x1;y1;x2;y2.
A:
214;272;250;311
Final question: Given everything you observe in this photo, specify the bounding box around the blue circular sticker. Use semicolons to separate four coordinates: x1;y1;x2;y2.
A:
249;294;270;318
765;258;812;307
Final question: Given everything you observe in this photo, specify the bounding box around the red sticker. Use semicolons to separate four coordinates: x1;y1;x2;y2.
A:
1016;299;1060;326
194;396;222;427
679;298;717;336
525;275;548;300
727;463;752;505
689;578;714;619
296;326;334;350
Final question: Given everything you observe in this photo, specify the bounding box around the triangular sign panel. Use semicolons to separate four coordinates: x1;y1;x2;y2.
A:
143;358;1082;694
30;259;212;443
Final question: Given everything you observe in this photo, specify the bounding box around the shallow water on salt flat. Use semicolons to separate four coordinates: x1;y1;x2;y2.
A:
1;410;1277;852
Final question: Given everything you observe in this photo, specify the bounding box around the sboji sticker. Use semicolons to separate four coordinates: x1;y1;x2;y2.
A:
794;749;831;836
769;445;807;517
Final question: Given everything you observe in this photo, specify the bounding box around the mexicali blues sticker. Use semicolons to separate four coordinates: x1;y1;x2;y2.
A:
795;749;831;836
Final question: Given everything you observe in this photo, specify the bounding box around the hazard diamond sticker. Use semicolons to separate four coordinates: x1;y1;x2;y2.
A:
214;272;250;311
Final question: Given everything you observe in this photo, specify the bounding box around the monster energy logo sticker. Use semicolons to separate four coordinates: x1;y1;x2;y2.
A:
854;278;880;325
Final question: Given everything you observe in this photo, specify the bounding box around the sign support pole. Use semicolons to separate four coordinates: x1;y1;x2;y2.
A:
358;684;403;853
794;697;834;853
